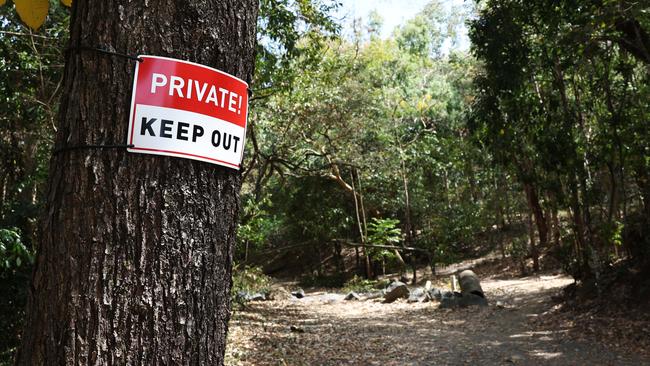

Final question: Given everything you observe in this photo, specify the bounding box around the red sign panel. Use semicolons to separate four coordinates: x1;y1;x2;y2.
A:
127;55;249;169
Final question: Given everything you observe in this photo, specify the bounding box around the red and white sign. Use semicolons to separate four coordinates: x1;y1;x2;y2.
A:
127;55;249;169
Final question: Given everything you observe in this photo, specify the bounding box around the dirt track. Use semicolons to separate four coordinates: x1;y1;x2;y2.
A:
225;275;650;365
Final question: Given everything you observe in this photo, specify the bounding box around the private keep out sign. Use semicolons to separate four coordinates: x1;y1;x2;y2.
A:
127;55;248;169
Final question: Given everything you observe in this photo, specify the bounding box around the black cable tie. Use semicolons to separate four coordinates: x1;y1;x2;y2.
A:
53;144;135;155
66;45;143;62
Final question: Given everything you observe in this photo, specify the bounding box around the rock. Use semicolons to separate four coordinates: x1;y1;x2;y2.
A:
453;270;488;307
248;293;267;301
407;287;427;303
422;288;458;302
436;270;488;309
362;290;385;300
236;291;266;302
424;288;444;301
429;288;438;300
424;280;432;291
458;293;488;307
311;293;345;303
291;288;305;299
458;270;485;298
383;281;409;303
438;292;488;309
344;291;361;301
439;296;459;309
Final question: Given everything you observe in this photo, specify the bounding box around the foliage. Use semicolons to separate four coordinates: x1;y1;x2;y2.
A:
342;275;389;293
0;228;32;270
0;228;32;365
368;218;401;245
367;217;401;261
0;4;68;362
236;196;283;258
343;275;375;293
468;0;650;278
1;0;68;244
255;0;340;95
239;1;501;280
299;272;345;288
231;265;272;303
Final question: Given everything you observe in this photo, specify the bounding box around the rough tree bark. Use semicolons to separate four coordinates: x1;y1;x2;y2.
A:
17;0;258;364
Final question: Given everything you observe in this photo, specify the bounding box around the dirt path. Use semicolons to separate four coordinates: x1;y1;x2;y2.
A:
225;275;650;365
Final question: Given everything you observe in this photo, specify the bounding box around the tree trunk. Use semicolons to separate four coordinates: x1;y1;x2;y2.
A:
350;170;372;279
399;160;417;284
334;241;344;275
551;206;561;247
495;174;506;259
569;175;590;275
17;1;258;364
523;182;545;272
526;209;538;273
356;170;370;275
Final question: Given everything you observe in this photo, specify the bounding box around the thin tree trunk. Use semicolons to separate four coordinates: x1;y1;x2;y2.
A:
552;206;561;247
443;168;451;209
393;249;408;273
357;171;369;243
18;1;258;364
569;174;590;275
524;182;545;272
496;173;506;259
245;240;250;262
350;170;371;278
526;209;536;273
355;246;360;272
502;173;512;225
399;159;417;284
356;170;372;278
334;241;344;275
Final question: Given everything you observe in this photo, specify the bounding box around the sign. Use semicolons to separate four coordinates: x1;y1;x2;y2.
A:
127;55;248;169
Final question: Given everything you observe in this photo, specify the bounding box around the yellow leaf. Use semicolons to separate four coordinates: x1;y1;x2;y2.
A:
60;0;72;7
14;0;49;30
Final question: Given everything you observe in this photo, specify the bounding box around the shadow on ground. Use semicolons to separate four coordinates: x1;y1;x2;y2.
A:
226;275;650;365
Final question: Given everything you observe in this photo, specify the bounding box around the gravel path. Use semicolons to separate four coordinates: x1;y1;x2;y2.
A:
225;275;650;365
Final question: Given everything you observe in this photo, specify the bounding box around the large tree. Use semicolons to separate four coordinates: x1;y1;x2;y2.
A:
17;0;258;364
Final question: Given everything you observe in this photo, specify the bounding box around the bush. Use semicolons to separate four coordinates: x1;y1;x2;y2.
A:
0;228;34;365
299;273;345;288
0;228;32;271
342;275;389;293
231;265;271;306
